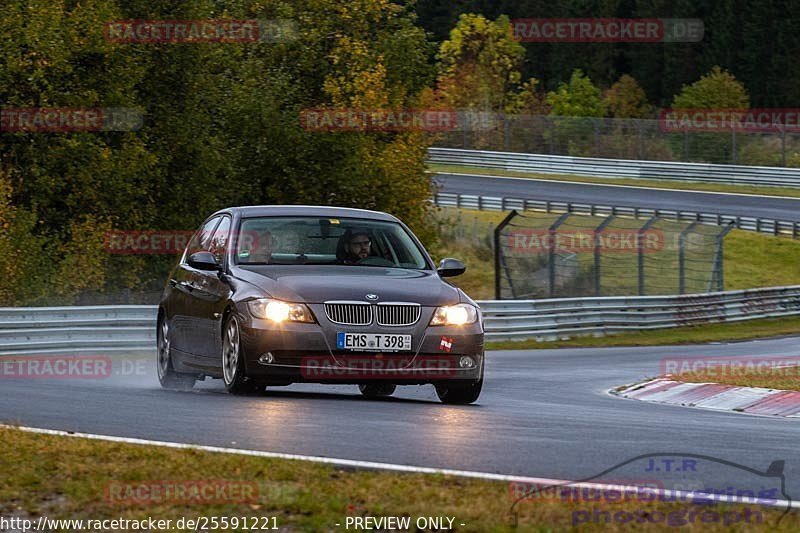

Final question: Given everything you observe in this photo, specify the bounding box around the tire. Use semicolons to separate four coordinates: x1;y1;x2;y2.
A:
358;383;396;398
222;314;265;395
435;366;483;405
156;316;196;390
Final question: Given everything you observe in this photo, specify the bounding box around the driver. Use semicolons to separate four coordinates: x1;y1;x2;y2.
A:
248;228;274;263
340;229;372;264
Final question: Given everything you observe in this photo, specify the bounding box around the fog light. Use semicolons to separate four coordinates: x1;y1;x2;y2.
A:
258;352;275;365
459;356;475;369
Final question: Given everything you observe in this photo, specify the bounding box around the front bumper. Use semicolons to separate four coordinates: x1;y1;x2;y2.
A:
237;308;484;385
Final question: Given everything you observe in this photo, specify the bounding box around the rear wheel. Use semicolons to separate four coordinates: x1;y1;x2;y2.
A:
156;317;196;390
222;314;265;395
358;383;396;398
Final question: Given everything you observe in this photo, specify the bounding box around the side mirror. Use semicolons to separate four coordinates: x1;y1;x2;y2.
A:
188;251;221;271
437;257;466;278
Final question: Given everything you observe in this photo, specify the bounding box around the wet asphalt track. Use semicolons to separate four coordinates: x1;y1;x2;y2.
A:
435;172;800;222
2;336;800;499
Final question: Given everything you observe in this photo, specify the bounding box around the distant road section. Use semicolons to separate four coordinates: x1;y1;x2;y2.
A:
434;172;800;222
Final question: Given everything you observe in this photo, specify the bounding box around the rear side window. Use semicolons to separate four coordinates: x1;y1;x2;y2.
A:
183;216;221;261
208;216;231;264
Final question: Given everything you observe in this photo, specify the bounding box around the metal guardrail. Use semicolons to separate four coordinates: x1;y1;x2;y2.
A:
0;306;157;356
2;288;800;352
480;285;800;341
431;192;800;238
429;147;800;188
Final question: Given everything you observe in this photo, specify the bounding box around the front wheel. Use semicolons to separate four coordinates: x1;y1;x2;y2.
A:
156;317;196;390
435;365;483;405
222;314;265;395
435;379;482;404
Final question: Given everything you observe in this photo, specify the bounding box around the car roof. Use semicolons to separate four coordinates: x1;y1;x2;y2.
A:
215;205;400;222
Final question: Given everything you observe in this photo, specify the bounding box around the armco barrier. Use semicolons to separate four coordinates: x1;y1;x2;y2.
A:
428;147;800;188
479;285;800;341
431;192;800;237
0;305;156;356
1;286;800;353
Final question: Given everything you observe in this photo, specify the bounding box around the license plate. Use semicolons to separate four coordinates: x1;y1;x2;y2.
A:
337;332;412;352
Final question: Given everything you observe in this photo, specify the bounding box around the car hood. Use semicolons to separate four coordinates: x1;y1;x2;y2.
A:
232;265;460;306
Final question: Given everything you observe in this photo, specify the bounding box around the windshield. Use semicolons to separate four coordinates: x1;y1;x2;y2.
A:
234;216;430;269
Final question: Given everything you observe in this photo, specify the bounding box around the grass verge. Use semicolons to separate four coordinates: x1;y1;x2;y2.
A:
2;426;797;531
428;164;800;199
485;316;800;351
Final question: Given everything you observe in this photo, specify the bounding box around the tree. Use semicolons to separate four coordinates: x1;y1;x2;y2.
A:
435;13;525;111
0;0;442;303
672;66;750;109
604;74;652;118
507;78;550;115
546;69;606;117
670;66;750;164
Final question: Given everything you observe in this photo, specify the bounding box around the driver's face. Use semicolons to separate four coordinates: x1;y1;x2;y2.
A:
349;235;371;259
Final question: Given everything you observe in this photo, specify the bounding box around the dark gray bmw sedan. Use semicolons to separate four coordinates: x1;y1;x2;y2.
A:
158;205;484;404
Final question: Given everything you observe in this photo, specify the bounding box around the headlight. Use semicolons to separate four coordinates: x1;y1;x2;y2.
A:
429;304;478;326
248;299;315;323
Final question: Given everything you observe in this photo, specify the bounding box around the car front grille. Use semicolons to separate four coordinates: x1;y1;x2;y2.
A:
376;304;421;326
324;302;421;326
324;302;372;325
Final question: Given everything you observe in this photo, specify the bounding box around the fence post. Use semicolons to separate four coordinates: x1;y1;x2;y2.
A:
782;128;787;167
678;221;699;294
683;129;689;160
637;120;644;160
503;114;510;152
549;213;571;298
711;223;735;291
638;216;659;296
594;215;616;296
731;126;737;164
593;119;600;157
494;210;518;300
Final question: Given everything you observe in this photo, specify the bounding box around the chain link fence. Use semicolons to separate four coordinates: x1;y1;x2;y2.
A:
494;211;732;299
436;113;800;167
